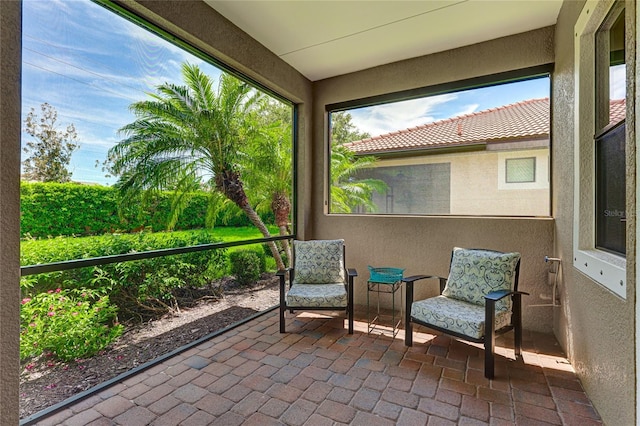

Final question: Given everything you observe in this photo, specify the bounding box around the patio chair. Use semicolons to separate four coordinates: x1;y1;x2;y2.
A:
278;239;357;334
404;247;526;379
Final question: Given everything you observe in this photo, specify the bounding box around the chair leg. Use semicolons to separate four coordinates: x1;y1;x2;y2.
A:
404;280;413;346
484;337;495;380
405;320;413;346
513;293;523;357
279;305;286;333
485;299;496;379
279;274;286;333
348;305;354;334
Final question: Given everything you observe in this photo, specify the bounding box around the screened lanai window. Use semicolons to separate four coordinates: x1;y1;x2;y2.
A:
20;0;296;417
21;0;295;252
327;71;551;217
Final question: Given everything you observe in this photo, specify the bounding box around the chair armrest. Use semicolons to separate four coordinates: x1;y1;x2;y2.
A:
402;275;434;283
347;268;358;278
403;275;447;293
276;268;291;278
277;268;291;290
404;275;447;311
485;290;529;302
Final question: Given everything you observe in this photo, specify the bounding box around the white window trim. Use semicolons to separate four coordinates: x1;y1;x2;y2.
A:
573;0;627;299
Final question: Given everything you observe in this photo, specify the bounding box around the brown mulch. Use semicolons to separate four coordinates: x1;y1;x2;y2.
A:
19;274;280;420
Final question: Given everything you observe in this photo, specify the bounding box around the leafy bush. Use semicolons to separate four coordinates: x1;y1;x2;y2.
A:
20;181;273;238
262;241;288;267
20;288;123;361
229;249;264;285
21;230;228;319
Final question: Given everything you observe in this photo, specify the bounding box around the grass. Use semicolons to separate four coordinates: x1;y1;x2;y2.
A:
20;226;284;269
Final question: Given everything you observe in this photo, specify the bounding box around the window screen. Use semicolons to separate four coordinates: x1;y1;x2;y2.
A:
595;121;626;255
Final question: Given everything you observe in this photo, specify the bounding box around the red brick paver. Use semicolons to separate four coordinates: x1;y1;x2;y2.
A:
28;307;602;425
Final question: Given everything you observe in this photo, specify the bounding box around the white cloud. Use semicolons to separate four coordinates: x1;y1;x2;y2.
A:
450;103;480;117
349;93;458;137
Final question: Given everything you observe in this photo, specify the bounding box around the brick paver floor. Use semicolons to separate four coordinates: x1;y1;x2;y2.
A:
30;307;602;425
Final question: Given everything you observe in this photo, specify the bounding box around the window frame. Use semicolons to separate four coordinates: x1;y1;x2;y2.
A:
325;65;554;217
573;0;627;299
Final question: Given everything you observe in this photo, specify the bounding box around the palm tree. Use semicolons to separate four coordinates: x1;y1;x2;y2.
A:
330;144;387;213
330;111;387;213
108;63;285;270
240;99;293;262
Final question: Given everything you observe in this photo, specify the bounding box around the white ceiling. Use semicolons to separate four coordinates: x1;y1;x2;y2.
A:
204;0;563;82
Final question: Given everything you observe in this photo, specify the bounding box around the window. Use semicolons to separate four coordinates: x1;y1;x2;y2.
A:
327;70;551;217
506;158;536;183
594;3;626;256
595;121;625;255
21;0;295;247
360;163;450;214
573;0;627;298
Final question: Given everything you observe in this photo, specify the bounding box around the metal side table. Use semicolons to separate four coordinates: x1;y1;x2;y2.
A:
366;267;404;337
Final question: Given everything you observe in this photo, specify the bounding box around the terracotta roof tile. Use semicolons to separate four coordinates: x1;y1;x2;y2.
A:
610;98;626;124
345;98;626;155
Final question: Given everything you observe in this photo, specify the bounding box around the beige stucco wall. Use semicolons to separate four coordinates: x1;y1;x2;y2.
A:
0;1;22;424
370;147;550;216
313;28;556;333
552;1;636;424
449;147;549;216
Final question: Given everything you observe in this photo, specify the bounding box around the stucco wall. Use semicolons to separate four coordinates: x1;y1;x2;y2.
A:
312;28;556;333
552;1;636;424
369;147;550;216
0;1;22;424
450;148;549;216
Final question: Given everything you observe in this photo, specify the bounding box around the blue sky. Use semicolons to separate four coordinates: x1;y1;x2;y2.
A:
348;78;551;138
22;0;221;185
22;0;625;185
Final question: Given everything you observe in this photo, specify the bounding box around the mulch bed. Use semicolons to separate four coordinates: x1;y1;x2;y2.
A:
19;274;280;420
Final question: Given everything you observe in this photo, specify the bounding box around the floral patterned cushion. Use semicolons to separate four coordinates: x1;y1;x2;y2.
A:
411;296;512;339
286;283;348;308
293;239;345;284
442;248;520;311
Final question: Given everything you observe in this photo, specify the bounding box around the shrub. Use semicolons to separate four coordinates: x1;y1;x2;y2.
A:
20;288;123;361
20;181;274;238
229;249;263;286
262;241;288;267
21;230;228;320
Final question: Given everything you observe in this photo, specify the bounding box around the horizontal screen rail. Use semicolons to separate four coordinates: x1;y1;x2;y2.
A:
21;235;293;276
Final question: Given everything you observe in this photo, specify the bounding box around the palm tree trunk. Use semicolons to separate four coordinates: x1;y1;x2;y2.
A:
218;170;286;271
239;203;285;271
272;191;292;264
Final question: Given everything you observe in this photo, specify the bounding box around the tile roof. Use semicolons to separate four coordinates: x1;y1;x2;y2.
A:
610;98;626;124
345;97;626;155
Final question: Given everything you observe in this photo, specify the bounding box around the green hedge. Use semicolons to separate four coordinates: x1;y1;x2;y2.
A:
21;182;271;238
21;230;228;320
229;249;266;285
